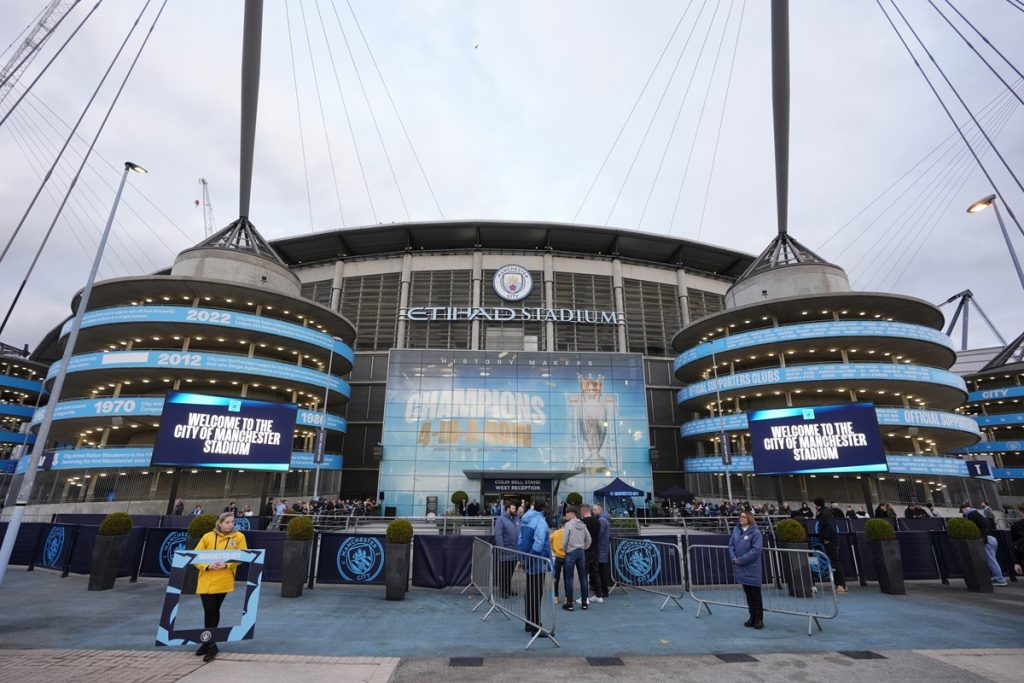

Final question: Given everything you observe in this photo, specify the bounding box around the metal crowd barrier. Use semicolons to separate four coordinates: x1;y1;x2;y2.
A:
479;546;559;650
609;537;685;610
687;543;839;636
461;537;492;611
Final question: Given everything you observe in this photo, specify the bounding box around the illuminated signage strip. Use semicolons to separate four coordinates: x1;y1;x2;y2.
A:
674;320;954;371
14;447;342;472
684;454;974;477
0;403;35;418
680;407;980;438
954;440;1023;454
403;306;624;325
0;374;43;393
47;350;351;396
676;363;967;403
63;306;354;363
993;468;1024;479
973;412;1024;427
30;397;347;433
967;386;1024;402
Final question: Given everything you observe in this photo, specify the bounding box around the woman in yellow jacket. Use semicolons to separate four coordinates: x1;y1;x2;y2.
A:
195;512;247;661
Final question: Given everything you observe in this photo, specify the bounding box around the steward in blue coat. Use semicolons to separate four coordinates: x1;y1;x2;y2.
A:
728;511;764;628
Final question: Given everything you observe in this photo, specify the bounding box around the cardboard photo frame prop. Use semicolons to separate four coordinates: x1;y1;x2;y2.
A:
155;548;265;647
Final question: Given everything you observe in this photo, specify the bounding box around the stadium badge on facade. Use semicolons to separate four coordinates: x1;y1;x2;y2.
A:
493;264;533;302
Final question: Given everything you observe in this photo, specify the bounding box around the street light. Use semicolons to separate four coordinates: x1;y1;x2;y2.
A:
0;161;146;588
966;193;1024;294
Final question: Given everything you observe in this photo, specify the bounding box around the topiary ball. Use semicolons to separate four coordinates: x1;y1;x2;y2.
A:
565;492;583;506
188;514;218;539
775;518;808;543
864;517;896;542
946;517;981;541
287;515;315;541
98;512;132;536
386;518;414;544
450;490;468;505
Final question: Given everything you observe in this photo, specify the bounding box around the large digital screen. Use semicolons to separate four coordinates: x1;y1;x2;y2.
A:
379;350;652;517
151;391;297;471
748;402;887;475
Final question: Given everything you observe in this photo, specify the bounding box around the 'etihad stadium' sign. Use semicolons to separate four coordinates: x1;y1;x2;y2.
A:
403;307;623;324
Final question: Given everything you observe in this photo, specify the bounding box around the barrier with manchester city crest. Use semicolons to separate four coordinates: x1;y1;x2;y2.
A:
315;533;387;585
609;536;686;610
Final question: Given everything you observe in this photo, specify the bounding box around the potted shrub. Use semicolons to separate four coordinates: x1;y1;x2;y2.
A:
565;492;583;506
946;517;993;593
183;514;217;594
88;512;132;591
451;491;468;515
774;518;813;598
864;518;904;595
282;515;315;598
385;518;414;601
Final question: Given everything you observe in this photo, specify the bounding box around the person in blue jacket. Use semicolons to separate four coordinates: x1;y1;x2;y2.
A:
492;504;519;598
519;501;552;634
728;509;764;629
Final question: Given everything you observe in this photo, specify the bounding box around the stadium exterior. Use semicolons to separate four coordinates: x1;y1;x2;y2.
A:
1;219;1008;514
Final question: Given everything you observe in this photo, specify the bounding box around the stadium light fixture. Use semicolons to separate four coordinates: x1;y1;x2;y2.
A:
967;193;1024;293
966;194;995;214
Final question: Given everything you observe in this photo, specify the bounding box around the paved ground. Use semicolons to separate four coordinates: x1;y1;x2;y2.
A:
0;568;1021;681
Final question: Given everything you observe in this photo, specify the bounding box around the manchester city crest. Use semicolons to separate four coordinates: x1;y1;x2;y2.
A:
492;264;533;302
233;516;251;532
159;531;190;576
336;536;384;583
613;539;662;585
43;526;65;567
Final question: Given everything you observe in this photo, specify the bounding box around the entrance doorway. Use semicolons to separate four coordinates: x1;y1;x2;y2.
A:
483;492;552;514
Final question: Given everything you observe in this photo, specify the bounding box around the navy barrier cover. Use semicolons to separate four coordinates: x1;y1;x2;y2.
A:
317;533;387;585
34;523;78;571
411;535;474;588
140;527;191;577
0;522;44;566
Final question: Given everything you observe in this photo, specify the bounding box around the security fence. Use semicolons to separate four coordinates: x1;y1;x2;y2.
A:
687;543;839;636
480;546;559;650
462;537;492;612
609;536;685;610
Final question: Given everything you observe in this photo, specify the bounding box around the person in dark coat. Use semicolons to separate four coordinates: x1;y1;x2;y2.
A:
814;497;847;592
592;503;612;599
580;504;603;603
493;504;519;598
728;510;764;629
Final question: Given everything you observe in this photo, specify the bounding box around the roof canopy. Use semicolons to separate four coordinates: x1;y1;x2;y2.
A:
594;477;645;498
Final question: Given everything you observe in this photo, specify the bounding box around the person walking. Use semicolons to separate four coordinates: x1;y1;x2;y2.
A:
728;510;764;629
493;504;519;598
592;503;612;598
518;501;551;635
580;504;603;603
194;512;248;662
813;497;848;593
561;507;591;611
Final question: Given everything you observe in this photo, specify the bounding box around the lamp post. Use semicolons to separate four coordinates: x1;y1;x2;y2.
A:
0;161;146;588
312;338;338;501
967;194;1024;294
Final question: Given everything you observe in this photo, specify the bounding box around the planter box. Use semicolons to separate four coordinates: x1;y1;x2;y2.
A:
88;534;128;591
777;541;813;598
281;539;312;598
868;539;905;595
385;543;410;601
951;538;993;593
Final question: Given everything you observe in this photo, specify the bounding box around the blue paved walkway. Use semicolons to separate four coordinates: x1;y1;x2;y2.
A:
0;569;1020;658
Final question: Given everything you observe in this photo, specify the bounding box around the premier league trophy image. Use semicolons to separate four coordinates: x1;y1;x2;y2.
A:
573;373;617;472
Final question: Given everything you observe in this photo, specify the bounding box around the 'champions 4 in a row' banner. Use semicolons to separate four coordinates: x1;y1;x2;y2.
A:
748;402;887;475
151;391;297;471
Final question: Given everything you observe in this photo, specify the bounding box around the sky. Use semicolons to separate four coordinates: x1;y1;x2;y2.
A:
0;0;1022;354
